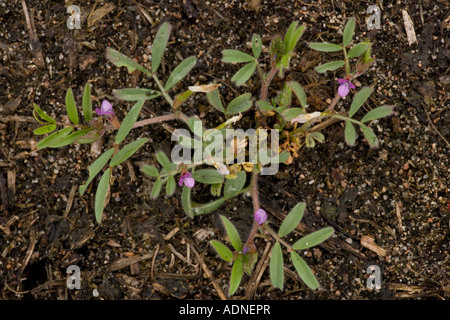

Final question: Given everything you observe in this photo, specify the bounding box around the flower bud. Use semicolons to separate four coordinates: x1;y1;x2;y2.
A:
254;209;267;225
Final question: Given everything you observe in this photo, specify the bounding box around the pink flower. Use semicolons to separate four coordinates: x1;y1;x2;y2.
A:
337;79;356;97
178;172;195;188
95;100;114;116
254;209;267;225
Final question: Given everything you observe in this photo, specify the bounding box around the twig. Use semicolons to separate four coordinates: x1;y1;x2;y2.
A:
21;230;38;273
191;244;227;300
21;0;45;67
63;184;78;217
422;103;450;148
149;243;160;280
106;252;153;273
245;241;272;299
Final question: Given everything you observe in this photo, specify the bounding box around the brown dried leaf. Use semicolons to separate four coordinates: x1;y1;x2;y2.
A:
402;10;417;46
360;235;386;257
88;3;116;28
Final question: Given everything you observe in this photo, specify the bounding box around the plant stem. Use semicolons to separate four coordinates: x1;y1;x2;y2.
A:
263;224;293;252
132;114;177;128
260;67;278;102
103;113;178;131
343;47;350;76
326;92;341;111
152;73;174;106
331;113;362;125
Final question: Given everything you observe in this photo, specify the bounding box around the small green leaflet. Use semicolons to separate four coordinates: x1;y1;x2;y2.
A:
76;131;101;144
270;242;284;290
49;128;93;148
349;87;373;118
360;123;379;148
309;42;343;52
361;105;394;123
193;198;226;216
33;123;56;135
344;120;357;146
142;165;159;177
152;22;171;73
151;178;162;199
306;132;324;148
37;127;73;149
166;175;176;196
115;99;145;144
164;56;197;91
82;82;92;121
256;100;274;112
110;138;148;167
181;185;194;218
290;251;320;290
113;88;161;101
231;61;257;86
281;108;303;121
106;48;150;75
287;81;307;108
95;168;111;223
292;227;334;250
348;41;371;58
283;22;306;53
210;240;233;262
173;89;194;110
251;34;262;59
226;93;252;115
314;60;345;73
191;169;225;184
342;17;356;47
210;183;222;197
79;148;115;195
33;103;55;124
155;151;177;171
229;255;244;296
278;202;306;237
220;215;242;252
65;88;79;125
206;87;225;113
222;49;255;63
223;171;246;199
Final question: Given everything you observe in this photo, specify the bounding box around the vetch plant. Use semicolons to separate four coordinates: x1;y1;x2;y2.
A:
32;18;393;296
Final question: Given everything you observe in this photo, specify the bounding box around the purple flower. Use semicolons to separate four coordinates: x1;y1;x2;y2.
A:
178;172;195;188
95;100;114;116
243;245;249;254
254;209;267;225
337;79;356;98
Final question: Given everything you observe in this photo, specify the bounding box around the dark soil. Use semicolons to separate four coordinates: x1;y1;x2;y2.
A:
0;0;449;301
